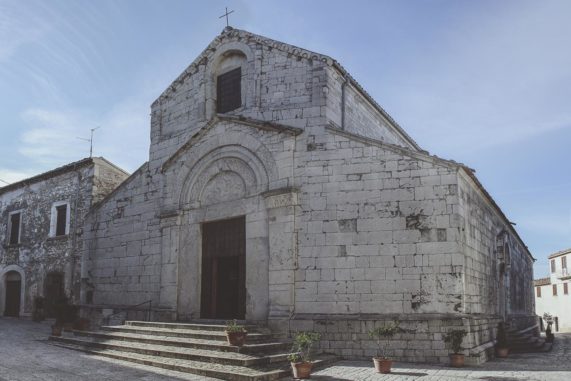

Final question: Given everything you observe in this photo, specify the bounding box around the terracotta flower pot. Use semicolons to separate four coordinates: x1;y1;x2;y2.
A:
450;353;465;367
225;330;247;346
291;361;313;379
496;347;509;358
51;325;63;337
373;357;392;373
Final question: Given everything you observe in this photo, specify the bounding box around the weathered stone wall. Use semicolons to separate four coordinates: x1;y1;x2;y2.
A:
289;314;499;364
82;163;161;308
148;28;417;173
457;171;534;320
0;158;127;316
324;67;417;149
292;127;463;317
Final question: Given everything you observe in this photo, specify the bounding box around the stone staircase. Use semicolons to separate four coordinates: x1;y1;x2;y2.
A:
506;323;553;353
48;320;337;381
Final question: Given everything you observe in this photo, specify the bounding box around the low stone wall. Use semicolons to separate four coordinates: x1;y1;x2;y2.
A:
80;305;176;327
272;313;501;365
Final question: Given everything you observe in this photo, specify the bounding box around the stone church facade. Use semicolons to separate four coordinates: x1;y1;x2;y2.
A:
81;27;535;363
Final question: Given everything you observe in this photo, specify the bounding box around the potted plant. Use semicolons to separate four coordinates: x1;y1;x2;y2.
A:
225;319;247;346
495;322;509;358
368;321;401;373
443;329;467;367
288;331;321;379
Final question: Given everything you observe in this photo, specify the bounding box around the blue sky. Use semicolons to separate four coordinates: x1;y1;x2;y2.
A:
0;0;569;276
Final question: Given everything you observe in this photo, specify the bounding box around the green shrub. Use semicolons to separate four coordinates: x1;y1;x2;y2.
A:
443;329;467;354
368;321;401;359
288;331;321;363
225;319;246;333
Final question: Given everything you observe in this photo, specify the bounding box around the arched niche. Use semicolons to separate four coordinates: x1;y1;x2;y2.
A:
205;42;255;119
0;265;26;317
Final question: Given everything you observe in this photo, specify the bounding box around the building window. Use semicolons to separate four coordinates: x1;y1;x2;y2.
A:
562;256;567;270
50;202;70;237
217;67;241;113
536;286;541;298
553;284;558;296
551;259;556;273
565;283;569;295
8;211;21;245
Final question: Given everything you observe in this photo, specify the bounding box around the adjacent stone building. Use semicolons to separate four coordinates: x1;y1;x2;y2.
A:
80;27;536;364
0;158;128;318
535;248;571;332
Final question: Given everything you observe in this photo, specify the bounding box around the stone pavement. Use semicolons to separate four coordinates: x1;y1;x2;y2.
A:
292;334;571;381
1;317;570;381
0;317;219;381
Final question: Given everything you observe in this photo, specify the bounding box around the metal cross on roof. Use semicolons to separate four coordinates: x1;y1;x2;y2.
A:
219;7;234;27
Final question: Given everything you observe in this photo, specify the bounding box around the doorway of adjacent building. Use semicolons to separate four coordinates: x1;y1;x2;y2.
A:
4;271;21;317
200;216;246;319
45;272;64;318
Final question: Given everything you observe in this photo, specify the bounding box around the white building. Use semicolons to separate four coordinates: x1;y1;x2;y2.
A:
535;248;571;333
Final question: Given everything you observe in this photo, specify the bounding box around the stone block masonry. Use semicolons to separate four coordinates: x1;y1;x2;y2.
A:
80;26;536;365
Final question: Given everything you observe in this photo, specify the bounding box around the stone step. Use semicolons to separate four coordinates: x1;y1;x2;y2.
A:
125;320;268;333
49;335;288;367
101;325;275;343
49;341;338;381
73;330;290;354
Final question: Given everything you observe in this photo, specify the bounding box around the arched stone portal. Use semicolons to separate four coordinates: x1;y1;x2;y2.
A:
175;143;272;322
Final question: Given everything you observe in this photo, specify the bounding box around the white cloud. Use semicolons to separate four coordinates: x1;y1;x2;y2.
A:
0;1;50;62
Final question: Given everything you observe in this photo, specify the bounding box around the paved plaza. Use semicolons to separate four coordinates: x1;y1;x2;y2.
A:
0;317;569;381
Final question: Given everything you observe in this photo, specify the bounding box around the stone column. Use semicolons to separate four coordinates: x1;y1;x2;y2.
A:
263;188;299;329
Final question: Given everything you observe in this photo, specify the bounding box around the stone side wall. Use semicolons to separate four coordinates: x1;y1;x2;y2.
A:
92;159;129;204
291;127;464;318
325;67;416;149
457;171;534;319
82;163;162;308
289;314;499;364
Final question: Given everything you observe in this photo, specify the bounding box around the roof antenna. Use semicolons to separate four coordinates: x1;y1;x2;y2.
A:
219;7;235;27
76;126;101;158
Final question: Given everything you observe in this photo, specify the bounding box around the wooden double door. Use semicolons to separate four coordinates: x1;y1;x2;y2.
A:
200;216;246;320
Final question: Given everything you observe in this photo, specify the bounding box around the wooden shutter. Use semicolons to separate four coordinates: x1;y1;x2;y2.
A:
217;67;241;113
564;283;568;295
55;205;67;236
553;284;558;296
536;286;541;297
9;213;20;245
